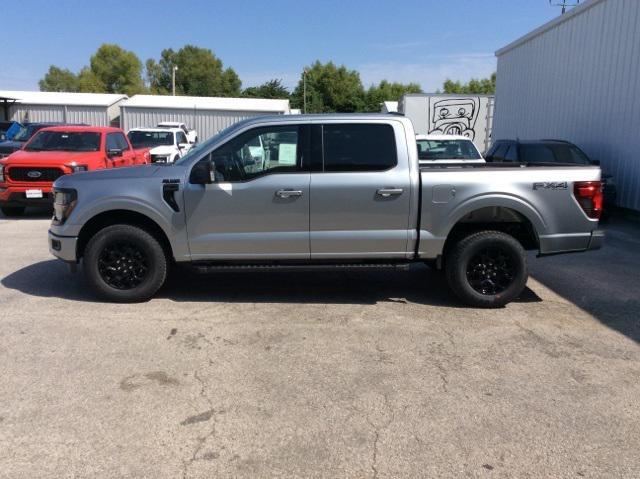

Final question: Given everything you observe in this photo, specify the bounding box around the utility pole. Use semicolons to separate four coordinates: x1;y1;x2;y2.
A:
549;0;580;14
172;66;178;96
303;68;307;114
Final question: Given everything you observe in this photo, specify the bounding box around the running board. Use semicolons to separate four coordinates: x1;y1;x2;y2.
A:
191;262;411;274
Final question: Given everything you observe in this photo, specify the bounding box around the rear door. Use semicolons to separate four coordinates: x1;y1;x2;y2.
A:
310;122;412;259
184;124;311;259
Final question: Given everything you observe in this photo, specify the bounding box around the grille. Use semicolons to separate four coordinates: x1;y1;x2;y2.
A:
8;167;65;182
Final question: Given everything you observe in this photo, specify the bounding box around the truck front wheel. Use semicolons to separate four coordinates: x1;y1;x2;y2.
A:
83;224;167;302
445;231;528;308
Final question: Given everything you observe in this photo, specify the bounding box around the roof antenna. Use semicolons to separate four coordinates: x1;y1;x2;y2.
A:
549;0;580;14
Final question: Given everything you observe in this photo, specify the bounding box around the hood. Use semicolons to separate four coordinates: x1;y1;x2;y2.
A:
149;145;176;155
54;164;164;188
4;149;104;166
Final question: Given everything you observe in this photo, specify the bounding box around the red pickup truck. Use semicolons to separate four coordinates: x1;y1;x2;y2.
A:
0;126;150;216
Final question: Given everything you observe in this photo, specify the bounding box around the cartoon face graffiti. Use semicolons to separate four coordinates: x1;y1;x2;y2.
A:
428;98;480;140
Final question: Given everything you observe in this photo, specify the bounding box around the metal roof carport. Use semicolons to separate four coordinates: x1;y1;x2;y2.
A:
0;91;127;126
120;95;291;141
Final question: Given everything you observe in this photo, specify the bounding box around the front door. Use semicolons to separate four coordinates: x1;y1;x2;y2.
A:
184;124;310;260
310;123;412;259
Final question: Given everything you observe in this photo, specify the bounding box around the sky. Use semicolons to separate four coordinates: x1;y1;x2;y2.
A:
1;0;564;93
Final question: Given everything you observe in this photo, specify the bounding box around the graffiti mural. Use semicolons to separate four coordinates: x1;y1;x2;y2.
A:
428;97;480;140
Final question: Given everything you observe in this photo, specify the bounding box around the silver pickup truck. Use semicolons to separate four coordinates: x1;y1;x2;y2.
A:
48;114;604;307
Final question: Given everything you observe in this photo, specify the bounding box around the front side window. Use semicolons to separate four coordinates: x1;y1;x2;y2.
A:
417;139;481;161
201;126;301;182
322;124;397;172
114;133;130;151
106;133;119;151
25;131;101;152
176;131;188;145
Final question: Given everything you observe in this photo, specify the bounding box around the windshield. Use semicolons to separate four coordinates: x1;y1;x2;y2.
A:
25;131;101;152
128;130;174;148
417;139;481;160
13;124;42;142
520;144;591;165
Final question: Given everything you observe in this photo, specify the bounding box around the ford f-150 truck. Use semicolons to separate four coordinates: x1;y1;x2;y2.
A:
48;115;604;307
0;126;150;216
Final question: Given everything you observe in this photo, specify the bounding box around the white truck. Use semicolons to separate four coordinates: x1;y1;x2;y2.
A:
127;127;193;163
156;122;198;144
416;134;485;166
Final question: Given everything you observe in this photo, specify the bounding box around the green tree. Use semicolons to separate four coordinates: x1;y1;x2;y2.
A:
39;66;80;92
442;72;496;94
364;80;422;112
291;61;365;113
79;44;145;95
146;45;241;97
242;79;289;99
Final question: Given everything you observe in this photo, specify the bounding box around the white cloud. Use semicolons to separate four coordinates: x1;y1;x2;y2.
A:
357;53;497;92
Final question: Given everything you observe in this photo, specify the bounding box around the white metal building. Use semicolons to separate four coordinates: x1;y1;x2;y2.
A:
120;95;291;141
0;91;126;125
493;0;640;211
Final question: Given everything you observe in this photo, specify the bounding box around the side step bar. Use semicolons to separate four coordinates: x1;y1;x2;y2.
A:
191;262;412;274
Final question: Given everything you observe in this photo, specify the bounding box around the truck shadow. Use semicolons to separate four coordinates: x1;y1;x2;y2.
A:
529;216;640;344
1;260;541;308
0;208;52;221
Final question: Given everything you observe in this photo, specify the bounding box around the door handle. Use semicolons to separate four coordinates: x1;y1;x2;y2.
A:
275;189;303;198
376;188;404;197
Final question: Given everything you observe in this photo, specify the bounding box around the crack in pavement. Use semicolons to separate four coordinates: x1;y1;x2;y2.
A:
181;371;218;479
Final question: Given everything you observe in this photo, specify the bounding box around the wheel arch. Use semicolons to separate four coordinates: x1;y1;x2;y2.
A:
76;209;174;261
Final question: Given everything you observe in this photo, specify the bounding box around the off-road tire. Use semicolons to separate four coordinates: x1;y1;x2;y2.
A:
445;230;528;308
83;224;167;302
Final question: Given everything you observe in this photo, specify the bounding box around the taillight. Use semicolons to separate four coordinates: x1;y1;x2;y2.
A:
573;181;603;219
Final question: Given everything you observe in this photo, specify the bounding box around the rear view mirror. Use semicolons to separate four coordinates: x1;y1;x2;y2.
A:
190;159;216;184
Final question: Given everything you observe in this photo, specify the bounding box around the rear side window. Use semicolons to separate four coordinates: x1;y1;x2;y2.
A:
322;124;397;172
520;145;556;163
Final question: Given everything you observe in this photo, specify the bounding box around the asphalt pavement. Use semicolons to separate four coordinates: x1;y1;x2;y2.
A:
0;210;638;478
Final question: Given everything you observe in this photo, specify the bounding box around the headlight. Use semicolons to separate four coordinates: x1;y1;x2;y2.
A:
0;164;4;182
52;188;77;225
66;163;88;173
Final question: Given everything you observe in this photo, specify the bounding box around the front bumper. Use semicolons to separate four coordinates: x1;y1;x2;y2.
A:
0;185;54;207
48;230;78;263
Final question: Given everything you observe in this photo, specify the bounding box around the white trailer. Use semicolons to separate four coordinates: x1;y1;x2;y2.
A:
397;94;495;153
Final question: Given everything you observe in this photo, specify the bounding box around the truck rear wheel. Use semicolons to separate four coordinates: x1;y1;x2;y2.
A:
445;230;528;308
1;206;25;217
83;224;167;302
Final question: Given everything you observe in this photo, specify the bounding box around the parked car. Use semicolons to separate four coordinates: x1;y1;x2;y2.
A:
0;122;79;159
156;121;198;144
127;127;193;163
484;139;616;211
48;115;603;307
416;134;485;165
0;126;150;216
0;121;21;141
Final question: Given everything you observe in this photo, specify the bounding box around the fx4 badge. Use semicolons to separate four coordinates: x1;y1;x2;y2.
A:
533;181;568;190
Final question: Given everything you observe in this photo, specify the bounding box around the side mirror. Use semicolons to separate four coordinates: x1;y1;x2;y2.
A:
178;143;189;150
107;148;123;158
190;159;216;184
590;159;600;166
